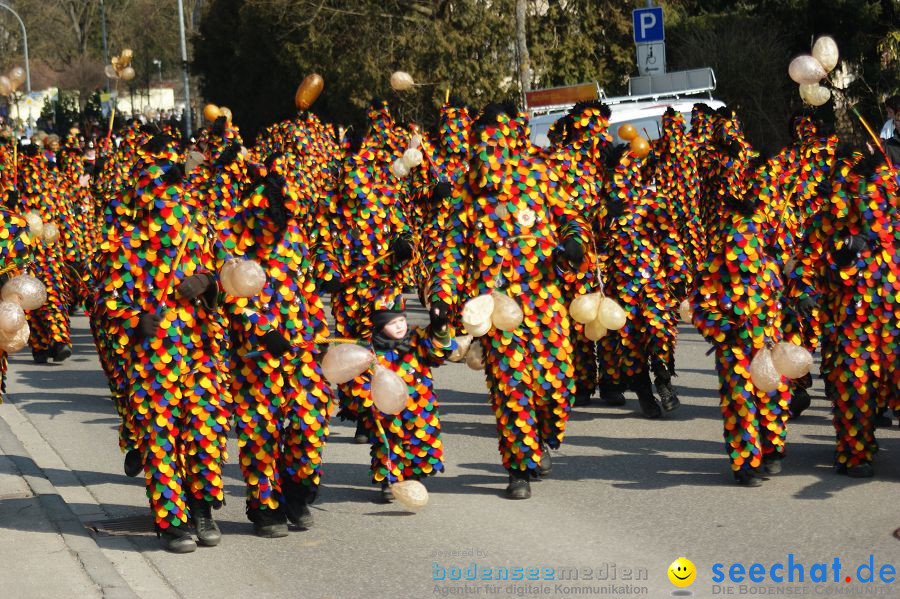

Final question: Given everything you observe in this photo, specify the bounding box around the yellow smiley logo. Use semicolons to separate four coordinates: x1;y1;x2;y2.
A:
668;557;696;587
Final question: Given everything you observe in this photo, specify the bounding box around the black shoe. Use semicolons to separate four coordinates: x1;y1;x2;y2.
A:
537;441;552;477
734;470;763;487
282;479;314;529
380;482;394;503
652;361;680;413
353;420;368;444
32;349;50;364
123;449;143;477
247;506;289;538
189;498;221;547
505;471;532;500
843;462;874;479
600;391;626;406
789;387;811;419
763;457;782;475
158;525;197;553
572;392;592;407
633;370;662;419
874;413;892;428
51;342;72;362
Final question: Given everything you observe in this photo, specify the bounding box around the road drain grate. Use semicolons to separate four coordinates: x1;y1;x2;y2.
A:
85;515;156;536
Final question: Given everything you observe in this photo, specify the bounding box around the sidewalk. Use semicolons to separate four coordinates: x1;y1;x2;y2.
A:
0;402;136;599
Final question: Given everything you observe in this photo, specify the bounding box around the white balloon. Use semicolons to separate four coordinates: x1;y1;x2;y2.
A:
799;83;831;107
812;36;839;72
392;479;428;508
750;347;782;393
390;71;415;91
391;158;410;178
402;147;423;169
788;55;827;85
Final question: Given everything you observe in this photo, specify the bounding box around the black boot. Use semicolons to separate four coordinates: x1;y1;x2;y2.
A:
537;440;552;477
51;342;72;362
599;379;627;406
158;523;197;553
380;482;394;503
123;448;143;477
788;387;811;419
188;497;221;547
247;506;289;538
282;478;314;529
353;419;368;444
734;469;763;487
652;360;680;413
631;370;662;419
505;469;531;500
572;384;593;407
32;349;50;364
839;461;874;479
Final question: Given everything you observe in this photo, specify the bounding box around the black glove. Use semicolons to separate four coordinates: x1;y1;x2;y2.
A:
137;312;163;340
263;175;288;232
318;277;344;295
605;200;625;220
429;300;451;332
795;296;817;319
723;194;756;216
391;236;414;264
726;139;743;159
5;189;18;211
161;162;185;185
211;116;227;137
764;244;781;259
178;273;214;300
671;281;686;299
561;238;585;264
832;234;867;267
602;143;628;169
217;142;242;167
431;181;452;203
260;329;292;357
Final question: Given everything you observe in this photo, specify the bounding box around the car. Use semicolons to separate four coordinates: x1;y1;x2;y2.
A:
526;68;726;147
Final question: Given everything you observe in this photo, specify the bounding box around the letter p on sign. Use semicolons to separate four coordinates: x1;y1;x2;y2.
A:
633;7;664;43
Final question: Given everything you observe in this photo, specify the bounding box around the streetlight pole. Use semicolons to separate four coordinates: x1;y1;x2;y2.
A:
99;0;110;92
177;0;192;137
0;2;31;94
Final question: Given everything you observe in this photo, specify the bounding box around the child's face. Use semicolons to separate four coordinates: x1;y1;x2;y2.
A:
381;316;408;340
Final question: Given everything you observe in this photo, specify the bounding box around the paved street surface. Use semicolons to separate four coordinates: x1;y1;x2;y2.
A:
1;307;899;599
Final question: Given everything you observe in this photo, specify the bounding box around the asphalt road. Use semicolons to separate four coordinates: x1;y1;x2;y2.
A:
1;306;899;599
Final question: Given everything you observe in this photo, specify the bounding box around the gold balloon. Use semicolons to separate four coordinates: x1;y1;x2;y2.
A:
203;103;222;122
617;123;637;141
0;76;11;96
9;66;25;85
629;136;651;158
219;106;233;123
295;73;324;110
104;65;119;80
120;66;136;82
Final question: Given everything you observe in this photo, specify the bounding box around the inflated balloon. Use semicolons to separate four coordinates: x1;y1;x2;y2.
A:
372;365;408;415
490;291;524;332
203;104;221;122
42;223;60;244
448;335;473;362
402;147;423;169
596;297;627;331
295;73;324;110
9;67;25;85
24;211;43;238
679;299;692;324
321;343;375;385
218;258;239;293
0;300;25;334
788;55;827;85
617;123;637;140
0;76;11;96
584;317;607;341
629;136;651;158
464;318;491;338
569;292;601;324
409;134;422;149
0;322;29;353
462;294;494;334
120;67;136;82
465;342;485;370
799;83;830;107
104;65;119;80
228;260;266;297
390;71;415;91
771;342;813;379
749;347;781;393
391;158;410;178
120;48;134;62
391;479;429;508
2;274;47;310
185;150;207;174
220;107;233;122
812;36;839;72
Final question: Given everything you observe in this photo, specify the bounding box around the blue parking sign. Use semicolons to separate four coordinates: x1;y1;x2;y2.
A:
633;7;664;43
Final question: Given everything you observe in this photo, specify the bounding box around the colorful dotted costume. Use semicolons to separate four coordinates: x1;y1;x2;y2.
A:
222;154;334;518
0;208;37;399
429;105;591;477
93;135;231;532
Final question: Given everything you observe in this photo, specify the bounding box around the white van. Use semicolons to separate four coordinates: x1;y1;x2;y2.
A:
527;68;725;147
